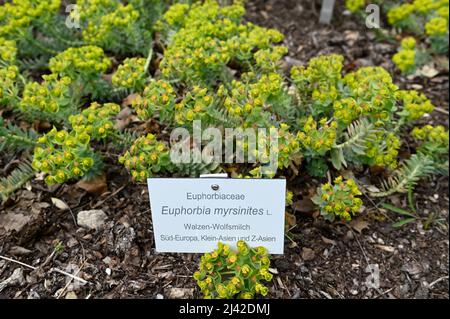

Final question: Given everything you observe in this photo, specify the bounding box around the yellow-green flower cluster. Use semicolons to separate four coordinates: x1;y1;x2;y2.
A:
286;190;294;206
32;128;97;185
437;6;449;19
220;72;285;127
131;79;176;122
250;123;301;178
118;133;171;182
411;125;449;152
345;0;366;13
364;131;400;169
254;46;288;71
158;3;189;28
76;0;160;54
69;102;120;140
193;241;272;299
387;3;416;26
0;65;19;106
49;46;111;81
76;0;119;21
19;74;72;114
312;176;363;222
397;89;434;121
387;0;448;53
0;0;60;38
0;38;17;64
174;86;214;126
333;97;364;126
412;125;449;161
82;4;142;50
388;0;449;31
393;50;416;74
158;0;284;84
412;124;449;144
291;54;343;111
112;57;147;91
393;37;417;74
297;117;337;156
273;124;301;171
343;67;398;124
425;17;448;36
413;0;447;13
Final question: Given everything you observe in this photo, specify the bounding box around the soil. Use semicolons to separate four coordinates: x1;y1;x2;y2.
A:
0;0;448;299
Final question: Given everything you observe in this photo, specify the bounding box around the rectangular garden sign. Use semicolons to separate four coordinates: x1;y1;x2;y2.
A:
147;178;286;254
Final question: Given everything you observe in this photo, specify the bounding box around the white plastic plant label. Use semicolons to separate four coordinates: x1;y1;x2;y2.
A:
147;178;286;254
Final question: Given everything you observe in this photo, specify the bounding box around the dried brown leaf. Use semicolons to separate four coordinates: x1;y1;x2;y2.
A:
76;174;107;195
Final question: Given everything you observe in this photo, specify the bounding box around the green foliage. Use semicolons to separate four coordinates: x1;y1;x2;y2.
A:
0;159;35;203
193;241;273;299
382;202;446;230
0;37;17;64
371;153;436;197
312;176;363;222
392;37;418;74
0;117;38;152
305;158;329;178
372;125;449;197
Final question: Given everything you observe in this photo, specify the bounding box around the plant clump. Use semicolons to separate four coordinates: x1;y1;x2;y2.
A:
32;128;101;185
68;102;120;140
312;176;363;221
112;57;147;91
193;241;273;299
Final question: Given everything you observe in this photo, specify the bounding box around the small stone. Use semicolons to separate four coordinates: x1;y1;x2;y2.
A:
105;268;112;276
168;288;194;299
345;230;354;241
77;210;108;230
156;294;164;299
65;291;78;299
67;238;78;248
301;247;315;261
27;290;40;299
103;256;112;265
